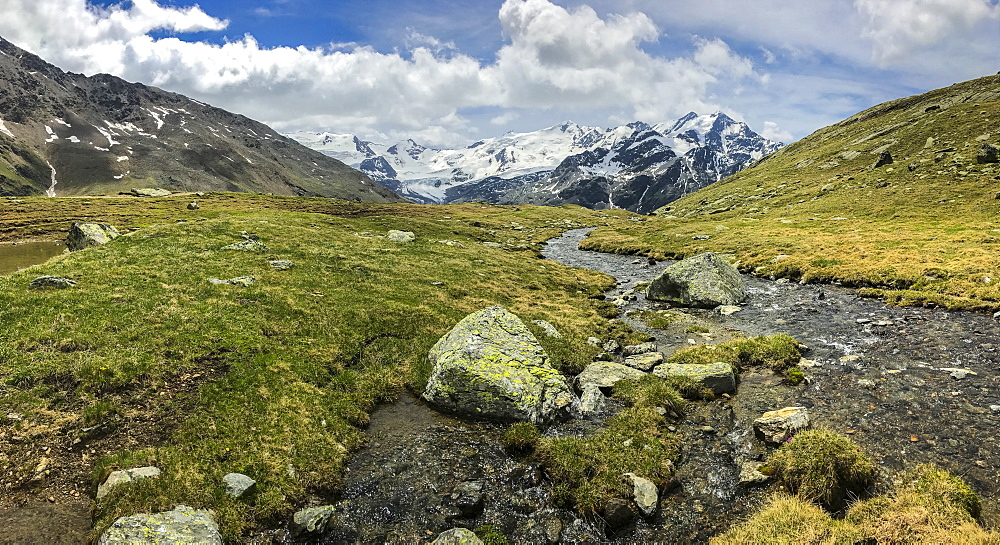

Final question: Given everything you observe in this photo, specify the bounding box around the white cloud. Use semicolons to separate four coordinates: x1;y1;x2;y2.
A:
760;121;792;143
491;112;520;125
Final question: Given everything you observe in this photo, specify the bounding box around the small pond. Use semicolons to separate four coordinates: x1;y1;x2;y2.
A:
0;241;65;275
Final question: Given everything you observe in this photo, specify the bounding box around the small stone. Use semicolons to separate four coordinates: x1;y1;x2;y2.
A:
578;384;605;416
450;481;485;517
532;319;563;338
941;368;977;380
222;473;256;499
718;305;742;316
291;506;337;536
754;407;810;443
208;276;255;287
268;259;294;271
187;202;200;210
653;362;736;394
97;466;161;499
29;276;76;289
622;342;657;356
433;528;485;545
623;473;658;516
586;337;601;347
624;352;663;372
602;339;621;354
387;230;416;243
739;461;770;485
839;354;862;363
602;498;636;529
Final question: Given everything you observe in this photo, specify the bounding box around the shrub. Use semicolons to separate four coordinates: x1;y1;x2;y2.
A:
765;430;876;511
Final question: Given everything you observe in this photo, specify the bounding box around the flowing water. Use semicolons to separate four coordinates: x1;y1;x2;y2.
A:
260;228;1000;543
0;241;65;275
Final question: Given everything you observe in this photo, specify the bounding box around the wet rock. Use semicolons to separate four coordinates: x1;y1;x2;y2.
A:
977;143;999;164
942;367;977;380
646;253;747;308
753;407;810;443
623;342;657;356
532;319;563;338
578;384;606;416
187;201;200;210
560;518;603;543
873;151;894;168
602;498;636;529
653;362;736;395
290;505;337;536
387;230;416;243
130;187;171;197
450;480;485;516
433;528;484;545
99;505;221;544
222;472;256;499
29;276;76;289
738;461;770;485
576;362;645;394
66;222;121;251
423;306;575;423
624;473;658;516
96;466;161;499
624;352;663;372
268;259;294;270
208;276;255;287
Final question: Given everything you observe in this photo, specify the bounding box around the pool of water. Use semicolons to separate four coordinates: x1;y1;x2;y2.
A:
0;241;65;275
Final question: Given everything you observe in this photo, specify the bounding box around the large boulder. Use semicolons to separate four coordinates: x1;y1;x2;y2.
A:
645;253;747;308
66;222;120;251
98;505;221;544
978;143;999;164
653;362;736;394
131;187;171;197
576;362;645;394
423;306;575;423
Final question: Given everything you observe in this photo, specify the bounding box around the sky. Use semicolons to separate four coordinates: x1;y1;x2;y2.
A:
0;0;997;147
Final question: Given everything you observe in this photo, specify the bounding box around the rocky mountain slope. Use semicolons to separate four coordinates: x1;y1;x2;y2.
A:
0;36;402;201
290;113;781;213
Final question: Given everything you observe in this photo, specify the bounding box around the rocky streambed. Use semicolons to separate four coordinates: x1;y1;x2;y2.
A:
262;227;1000;544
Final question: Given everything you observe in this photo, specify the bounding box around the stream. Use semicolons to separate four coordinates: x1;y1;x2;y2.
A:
265;228;1000;544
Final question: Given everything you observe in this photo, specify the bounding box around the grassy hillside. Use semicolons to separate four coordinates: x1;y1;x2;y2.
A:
583;74;1000;311
0;194;646;539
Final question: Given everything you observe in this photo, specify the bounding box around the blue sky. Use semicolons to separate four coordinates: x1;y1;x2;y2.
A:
1;0;998;146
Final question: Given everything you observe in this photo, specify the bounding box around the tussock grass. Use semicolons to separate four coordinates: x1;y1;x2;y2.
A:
666;334;802;373
764;430;876;511
612;374;687;416
0;196;636;539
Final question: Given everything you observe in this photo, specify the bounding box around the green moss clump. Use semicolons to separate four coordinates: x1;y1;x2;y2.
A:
612;375;686;417
785;367;806;385
475;525;510;545
503;422;541;453
667;334;802;373
765;430;876;511
536;407;678;516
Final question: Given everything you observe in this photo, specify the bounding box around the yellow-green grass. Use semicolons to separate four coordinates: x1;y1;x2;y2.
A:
0;196;641;539
582;75;1000;311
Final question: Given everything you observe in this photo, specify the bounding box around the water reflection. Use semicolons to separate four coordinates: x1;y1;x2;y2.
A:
0;241;65;275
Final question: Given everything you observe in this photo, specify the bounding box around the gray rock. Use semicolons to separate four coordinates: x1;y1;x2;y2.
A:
450;481;485;516
602;339;621;353
130;187;171;197
624;352;663;372
433;528;484;545
532;319;563;338
653;362;736;394
873;151;893;168
576;362;645;394
222;472;256;499
624;473;658;516
96;466;162;499
208;276;255;287
29;276;76;289
646;253;747;308
578;384;606;416
222;234;269;252
268;259;294;271
586;337;601;347
602;498;636;529
623;342;657;356
187;201;200;210
387;230;416;243
753;406;810;443
739;461;770;485
977;143;999;164
291;505;337;536
66;222;120;251
99;505;221;544
423;306;575;423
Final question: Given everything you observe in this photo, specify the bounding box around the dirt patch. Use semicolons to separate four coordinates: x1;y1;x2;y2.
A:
0;502;91;544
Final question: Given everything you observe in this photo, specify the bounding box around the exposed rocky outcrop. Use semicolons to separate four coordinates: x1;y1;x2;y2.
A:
28;275;75;289
423;306;575;423
66;222;120;251
646;253;747;308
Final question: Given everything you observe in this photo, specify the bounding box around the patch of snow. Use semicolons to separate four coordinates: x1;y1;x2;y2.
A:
44;126;58;143
94;146;109;152
67;136;80;143
96;125;120;147
113;170;130;180
54;118;71;128
116;156;129;162
0;118;14;138
146;108;165;130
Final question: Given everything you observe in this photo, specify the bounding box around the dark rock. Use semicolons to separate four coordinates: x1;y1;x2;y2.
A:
451;480;485;516
873;151;893;168
602;498;636;529
977;143;999;164
29;276;76;289
187;201;199;210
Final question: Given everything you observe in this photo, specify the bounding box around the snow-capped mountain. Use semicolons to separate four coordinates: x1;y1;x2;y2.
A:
288;112;782;212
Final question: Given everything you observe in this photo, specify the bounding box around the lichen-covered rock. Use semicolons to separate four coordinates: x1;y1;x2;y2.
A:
98;505;221;544
66;222;120;251
624;473;658;516
207;276;255;287
290;505;337;536
977;143;999;164
623;342;657;356
222;233;269;252
29;276;76;289
423;306;575;423
387;230;416;243
653;362;736;394
433;528;484;545
645;253;747;308
754;406;811;443
268;259;294;271
96;466;161;499
576;362;645;393
131;188;171;197
578;384;606;416
222;472;256;499
624;352;663;372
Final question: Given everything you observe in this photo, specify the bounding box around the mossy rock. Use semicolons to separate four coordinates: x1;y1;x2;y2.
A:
646;253;747;308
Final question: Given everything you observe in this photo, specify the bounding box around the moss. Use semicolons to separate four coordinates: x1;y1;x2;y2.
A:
785;367;806;385
765;430;876;511
503;422;541;453
667;334;802;373
685;325;710;334
475;525;510;545
612;374;686;417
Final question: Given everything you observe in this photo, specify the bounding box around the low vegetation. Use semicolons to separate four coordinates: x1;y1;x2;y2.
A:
666;334;802;374
764;430;877;511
